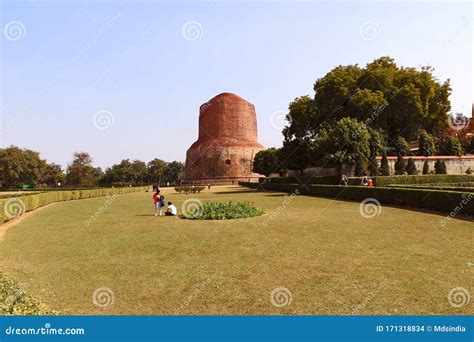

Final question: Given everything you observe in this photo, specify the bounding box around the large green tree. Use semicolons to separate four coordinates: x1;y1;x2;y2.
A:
40;163;65;187
252;148;283;177
0;146;44;188
66;152;103;187
282;56;451;164
163;161;185;185
147;158;167;184
314;117;370;172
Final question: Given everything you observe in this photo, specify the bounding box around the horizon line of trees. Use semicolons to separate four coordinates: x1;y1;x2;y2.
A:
0;146;185;189
253;56;473;177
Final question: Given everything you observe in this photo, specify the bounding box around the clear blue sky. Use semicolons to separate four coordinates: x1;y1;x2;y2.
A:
1;0;472;169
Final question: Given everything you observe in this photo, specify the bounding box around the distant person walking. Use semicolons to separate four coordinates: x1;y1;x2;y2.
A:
208;184;211;191
339;175;348;186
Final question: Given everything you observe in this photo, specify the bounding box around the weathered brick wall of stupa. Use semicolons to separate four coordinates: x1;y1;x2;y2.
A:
185;93;264;183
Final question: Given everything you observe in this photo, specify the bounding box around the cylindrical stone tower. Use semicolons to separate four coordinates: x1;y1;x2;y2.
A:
185;93;264;184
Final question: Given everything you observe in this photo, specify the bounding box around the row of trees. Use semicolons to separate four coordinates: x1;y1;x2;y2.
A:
253;56;472;177
0;146;185;189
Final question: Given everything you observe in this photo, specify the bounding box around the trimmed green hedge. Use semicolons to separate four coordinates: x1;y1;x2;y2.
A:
174;186;206;194
388;184;474;192
239;182;474;215
0;192;46;199
262;174;474;187
0;186;145;224
369;175;474;187
0;272;55;315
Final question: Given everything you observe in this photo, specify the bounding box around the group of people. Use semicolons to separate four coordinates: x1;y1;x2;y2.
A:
152;190;177;216
339;175;373;187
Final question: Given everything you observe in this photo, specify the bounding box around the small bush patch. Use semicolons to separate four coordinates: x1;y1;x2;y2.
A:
174;186;205;194
180;201;264;220
0;272;55;315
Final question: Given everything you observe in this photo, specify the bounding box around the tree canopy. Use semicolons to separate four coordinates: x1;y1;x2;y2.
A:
280;56;453;172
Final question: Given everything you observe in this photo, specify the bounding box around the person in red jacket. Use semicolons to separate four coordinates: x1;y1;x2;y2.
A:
153;191;164;216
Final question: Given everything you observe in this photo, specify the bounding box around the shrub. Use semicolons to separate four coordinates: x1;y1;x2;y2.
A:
239;182;474;215
174;186;205;194
442;136;464;156
388;184;474;192
368;158;379;176
405;158;417;175
380;151;390;176
394;154;406;175
393;137;410;156
180;201;264;220
0;272;55;315
0;186;144;224
466;167;472;175
418;130;436;156
422;161;430;175
434;160;447;174
354;157;367;177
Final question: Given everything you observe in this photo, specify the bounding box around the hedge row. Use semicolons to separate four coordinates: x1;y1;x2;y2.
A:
0;192;46;199
261;174;474;187
174;186;206;194
388;184;474;192
0;272;55;315
0;186;146;224
240;182;474;215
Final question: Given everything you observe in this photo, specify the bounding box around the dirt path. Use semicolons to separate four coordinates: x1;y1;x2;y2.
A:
0;202;59;241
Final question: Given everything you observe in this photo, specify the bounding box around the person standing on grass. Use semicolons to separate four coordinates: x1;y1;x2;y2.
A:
157;193;165;216
165;202;177;216
208;184;211;191
153;191;165;216
153;191;160;216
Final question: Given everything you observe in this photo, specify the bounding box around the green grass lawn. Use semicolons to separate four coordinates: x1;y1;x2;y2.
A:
0;186;472;315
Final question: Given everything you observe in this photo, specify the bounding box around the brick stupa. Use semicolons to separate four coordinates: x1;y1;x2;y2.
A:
185;93;264;184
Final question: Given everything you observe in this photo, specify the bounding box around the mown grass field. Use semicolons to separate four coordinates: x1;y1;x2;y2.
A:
0;186;472;315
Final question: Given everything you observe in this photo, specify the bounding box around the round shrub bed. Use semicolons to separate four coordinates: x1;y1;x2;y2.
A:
180;201;264;220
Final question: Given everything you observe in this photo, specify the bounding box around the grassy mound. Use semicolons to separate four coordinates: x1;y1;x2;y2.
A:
180;201;264;220
0;272;55;315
